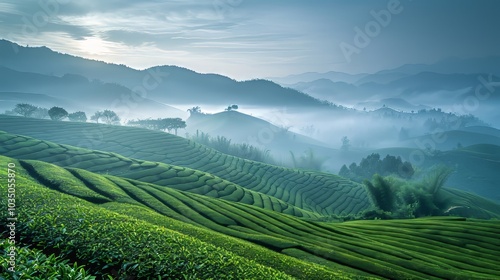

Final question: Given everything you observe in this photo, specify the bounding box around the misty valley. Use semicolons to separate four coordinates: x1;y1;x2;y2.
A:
1;33;500;280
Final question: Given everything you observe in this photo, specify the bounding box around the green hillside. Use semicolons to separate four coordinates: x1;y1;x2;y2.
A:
2;155;500;279
186;110;332;152
3;128;500;220
0;115;371;216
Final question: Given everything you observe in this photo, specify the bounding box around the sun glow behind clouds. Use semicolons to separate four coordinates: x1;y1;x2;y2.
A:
77;36;111;55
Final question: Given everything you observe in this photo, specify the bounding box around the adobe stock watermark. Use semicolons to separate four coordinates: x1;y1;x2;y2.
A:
5;162;18;273
8;0;70;54
339;0;407;63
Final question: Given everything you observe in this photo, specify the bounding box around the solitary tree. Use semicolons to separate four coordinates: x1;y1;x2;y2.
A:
187;106;202;116
13;103;37;117
101;110;121;124
48;106;69;121
68;111;87;122
168;118;186;135
225;104;238;111
91;110;120;124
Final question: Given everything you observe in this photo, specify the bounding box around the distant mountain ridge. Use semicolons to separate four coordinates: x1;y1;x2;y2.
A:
0;66;184;119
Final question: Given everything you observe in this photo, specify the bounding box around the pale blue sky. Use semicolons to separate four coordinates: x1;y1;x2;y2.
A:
1;0;499;80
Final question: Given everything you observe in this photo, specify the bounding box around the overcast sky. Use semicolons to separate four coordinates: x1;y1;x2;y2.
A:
1;0;499;80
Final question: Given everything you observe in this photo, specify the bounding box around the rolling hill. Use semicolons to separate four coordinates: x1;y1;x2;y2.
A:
1;116;499;219
186;110;335;158
2;114;500;279
2;153;500;279
0;116;370;217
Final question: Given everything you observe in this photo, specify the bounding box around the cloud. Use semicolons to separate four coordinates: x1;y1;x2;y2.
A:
1;0;500;80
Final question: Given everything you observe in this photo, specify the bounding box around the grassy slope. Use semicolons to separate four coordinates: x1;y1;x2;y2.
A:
2;126;500;220
0;155;361;279
186;110;332;150
0;115;371;216
2;155;500;279
0;130;320;218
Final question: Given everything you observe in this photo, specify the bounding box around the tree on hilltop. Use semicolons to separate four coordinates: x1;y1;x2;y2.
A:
90;111;103;123
32;107;49;119
165;117;186;135
48;106;69;121
128;117;186;135
91;110;120;124
187;106;202;116
68;111;87;122
13;103;37;117
225;104;238;111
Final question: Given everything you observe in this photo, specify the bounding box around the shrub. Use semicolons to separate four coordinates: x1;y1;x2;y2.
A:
13;103;37;117
362;166;453;219
340;153;414;182
48;107;69;121
68;111;88;122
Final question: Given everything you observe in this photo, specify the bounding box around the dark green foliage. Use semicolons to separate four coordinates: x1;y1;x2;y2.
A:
5;185;293;279
48;106;69;121
340;153;414;182
68;111;87;122
1;154;500;279
362;166;454;219
13;103;37;117
363;174;396;212
1;239;95;279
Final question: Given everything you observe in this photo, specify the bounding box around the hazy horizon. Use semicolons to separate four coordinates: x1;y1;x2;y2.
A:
2;0;500;80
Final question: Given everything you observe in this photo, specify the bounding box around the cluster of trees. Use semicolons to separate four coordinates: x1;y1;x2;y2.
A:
187;106;203;116
90;110;120;125
319;166;455;222
190;130;275;164
8;104;88;122
339;153;414;182
128;118;186;135
7;104;125;124
361;166;453;219
224;104;238;111
423;114;488;132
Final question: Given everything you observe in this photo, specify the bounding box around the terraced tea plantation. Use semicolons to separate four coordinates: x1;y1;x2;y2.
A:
2;155;500;279
0;115;370;216
1;115;500;279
